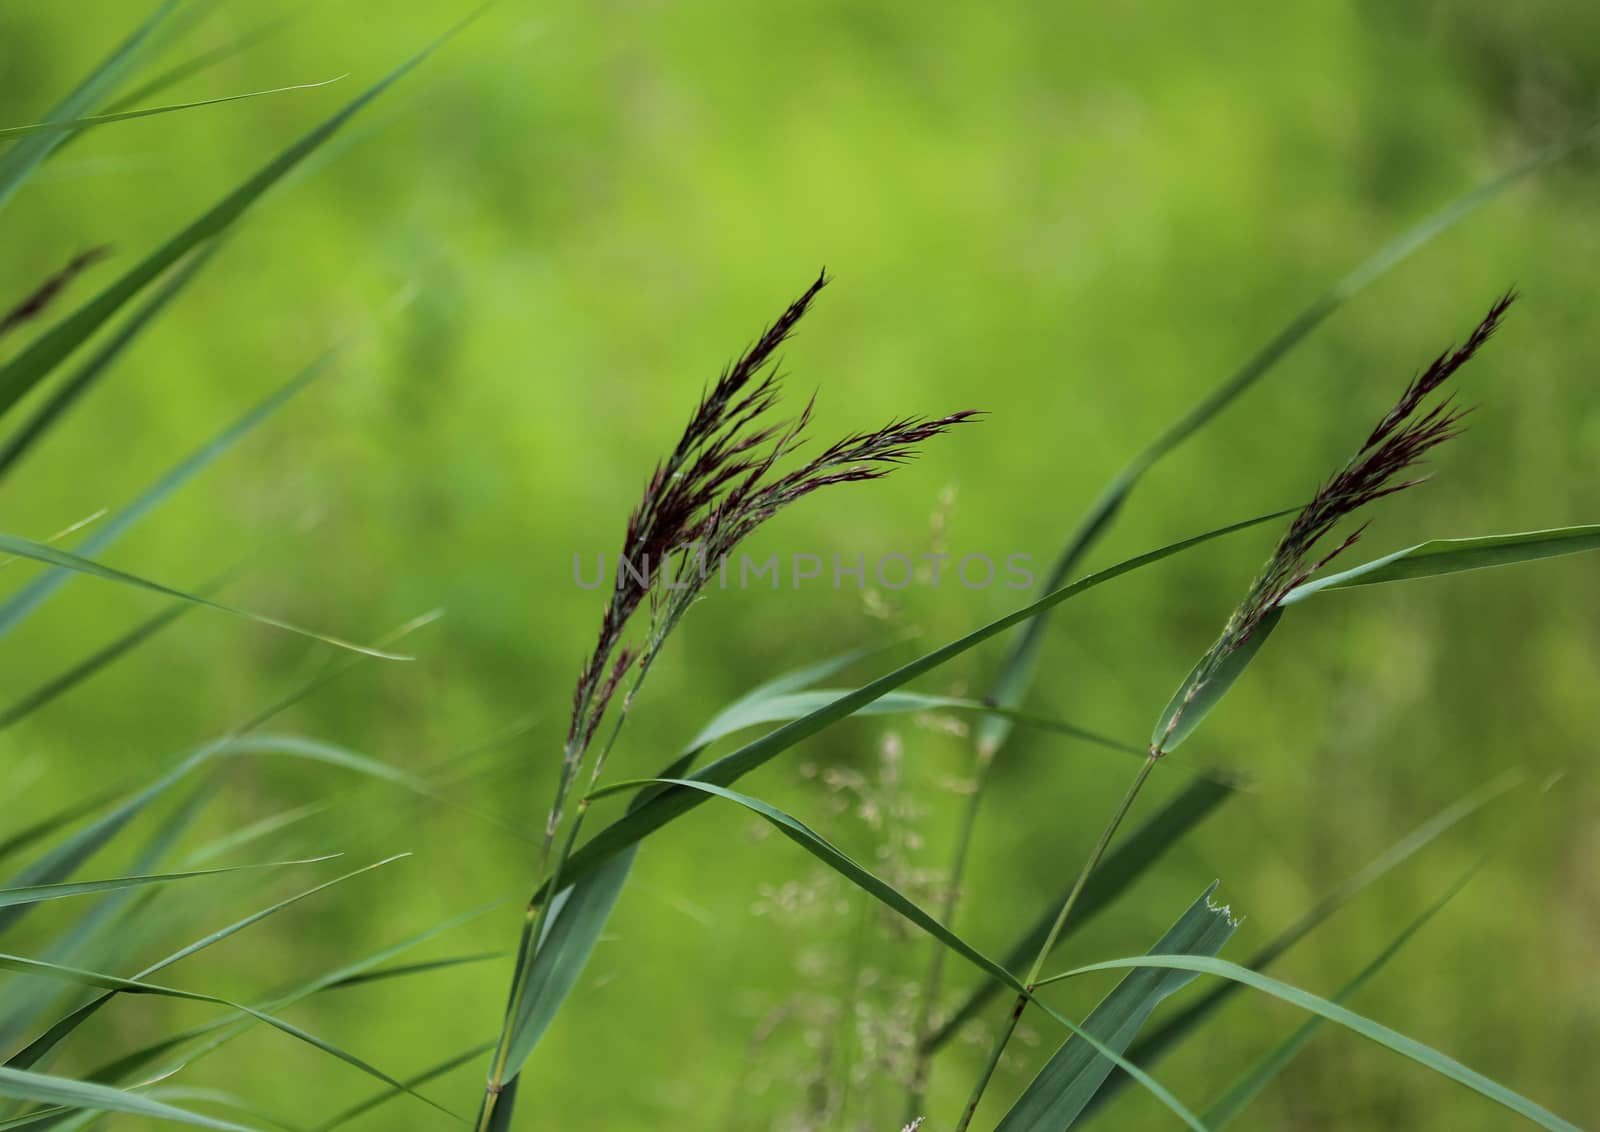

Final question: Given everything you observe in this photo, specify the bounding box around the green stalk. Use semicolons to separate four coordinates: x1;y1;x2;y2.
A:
953;750;1161;1132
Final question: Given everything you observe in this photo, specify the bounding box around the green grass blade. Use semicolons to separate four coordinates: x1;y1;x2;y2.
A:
0;856;334;910
0;3;176;213
316;1042;497;1132
0;78;344;140
996;886;1237;1131
549;507;1293;900
1281;524;1600;603
81;901;504;1089
1150;609;1284;754
0;533;408;660
975;134;1593;756
0;793;122;870
0;594;202;733
1201;870;1475;1129
1083;772;1519;1116
0;954;463;1124
6;855;407;1072
0;15;473;418
927;775;1240;1052
0;1068;254;1132
0;350;333;641
592;778;1208;1131
0;243;222;482
1040;954;1577;1132
691;688;1142;759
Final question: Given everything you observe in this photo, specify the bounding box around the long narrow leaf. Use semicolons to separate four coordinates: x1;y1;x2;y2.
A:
0;533;407;660
1038;955;1578;1132
0;856;333;910
0;1068;252;1132
927;774;1239;1052
1085;771;1519;1116
0;79;344;140
997;886;1237;1131
1201;870;1475;1129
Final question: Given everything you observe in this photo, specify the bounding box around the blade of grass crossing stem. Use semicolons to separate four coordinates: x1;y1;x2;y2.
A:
0;955;461;1123
102;13;296;114
0;856;334;910
1039;955;1578;1132
579;778;1209;1131
996;886;1238;1132
545;507;1293;902
0;243;223;481
0;13;477;417
0;533;407;660
7;855;407;1072
0;1068;253;1132
1154;525;1600;755
975;131;1593;757
0;3;176;213
1083;771;1519;1117
0;350;332;641
1202;869;1476;1129
927;775;1240;1052
318;1042;498;1132
0;79;345;141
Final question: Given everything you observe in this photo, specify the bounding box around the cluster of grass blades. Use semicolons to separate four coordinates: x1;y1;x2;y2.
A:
1;4;1597;1131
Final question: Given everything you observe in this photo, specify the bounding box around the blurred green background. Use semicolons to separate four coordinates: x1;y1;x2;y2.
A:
2;1;1598;1128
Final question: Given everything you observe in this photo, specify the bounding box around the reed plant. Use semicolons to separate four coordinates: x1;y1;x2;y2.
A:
1;6;1597;1131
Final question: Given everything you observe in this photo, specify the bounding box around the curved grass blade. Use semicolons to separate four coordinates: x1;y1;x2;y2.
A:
6;856;407;1072
0;954;461;1124
1281;524;1600;603
0;1068;253;1132
997;886;1237;1131
1038;954;1577;1132
548;507;1293;900
0;349;333;641
0;243;222;482
0;3;176;214
927;774;1240;1052
585;778;1208;1132
0;856;334;910
1202;869;1475;1129
0;79;345;140
0;533;408;660
977;130;1595;756
1084;771;1519;1117
1164;525;1600;751
0;14;475;418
